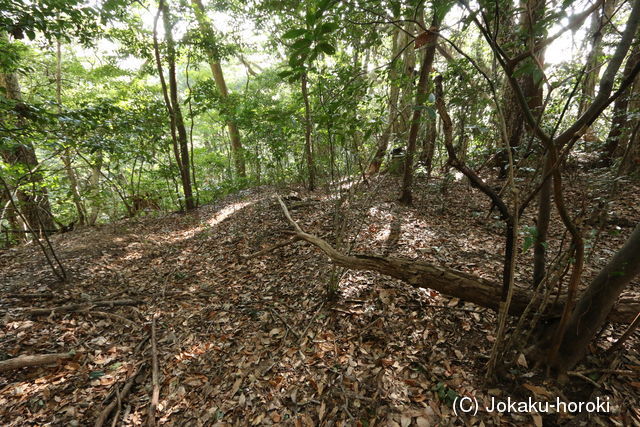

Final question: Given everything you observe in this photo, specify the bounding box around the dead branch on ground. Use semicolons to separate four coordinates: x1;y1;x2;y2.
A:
0;352;75;372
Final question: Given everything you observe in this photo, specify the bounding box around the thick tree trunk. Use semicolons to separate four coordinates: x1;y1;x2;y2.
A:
497;0;545;179
190;0;245;178
0;47;56;234
301;71;315;191
554;223;640;371
400;19;441;205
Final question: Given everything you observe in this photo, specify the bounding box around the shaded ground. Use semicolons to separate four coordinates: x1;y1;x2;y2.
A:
1;173;638;426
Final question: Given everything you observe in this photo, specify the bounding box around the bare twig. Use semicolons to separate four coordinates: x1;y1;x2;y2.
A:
95;363;145;427
27;300;140;316
147;314;160;427
299;301;325;342
242;235;302;259
270;309;300;340
567;371;602;389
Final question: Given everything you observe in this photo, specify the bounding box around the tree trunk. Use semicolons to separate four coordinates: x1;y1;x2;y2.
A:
533;155;552;287
190;0;245;178
156;0;195;211
603;39;640;165
301;71;315;191
497;0;545;179
0;37;56;234
578;1;616;119
553;223;640;371
368;24;402;174
400;18;441;205
56;39;86;225
86;152;103;225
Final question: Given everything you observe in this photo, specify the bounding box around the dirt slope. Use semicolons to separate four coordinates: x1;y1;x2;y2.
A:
1;175;638;426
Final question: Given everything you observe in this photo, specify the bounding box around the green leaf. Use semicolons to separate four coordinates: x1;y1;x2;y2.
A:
282;28;307;39
317;42;336;55
278;70;294;78
306;12;317;27
89;370;105;379
318;0;332;11
319;22;339;34
291;38;312;49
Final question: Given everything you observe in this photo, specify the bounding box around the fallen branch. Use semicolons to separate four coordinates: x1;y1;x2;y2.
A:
0;352;74;372
567;371;602;389
84;311;138;326
242;235;301;259
95;363;145;427
6;293;55;300
273;196;637;323
299;301;325;342
27;299;141;316
605;311;640;355
147;314;160;427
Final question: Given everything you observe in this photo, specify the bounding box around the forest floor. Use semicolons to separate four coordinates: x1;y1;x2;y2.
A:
1;170;639;426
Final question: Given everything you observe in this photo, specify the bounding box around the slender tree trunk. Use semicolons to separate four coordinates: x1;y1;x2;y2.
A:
86;152;103;225
190;0;245;178
400;18;441;205
578;1;616;120
56;40;86;225
604;36;640;168
155;0;195;211
554;223;640;372
602;41;640;165
368;24;402;174
301;71;315;191
532;155;552;287
395;22;417;143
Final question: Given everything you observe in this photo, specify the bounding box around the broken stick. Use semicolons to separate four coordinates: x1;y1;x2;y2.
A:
0;352;74;372
27;299;140;316
147;314;160;427
95;363;145;427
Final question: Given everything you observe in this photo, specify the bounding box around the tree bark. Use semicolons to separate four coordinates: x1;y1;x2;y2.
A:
190;0;245;178
301;71;315;191
0;35;56;234
533;154;552;287
400;18;441;205
56;39;86;225
554;223;640;371
155;0;195;211
496;0;545;179
602;33;640;165
0;352;74;372
578;0;616;119
368;25;402;175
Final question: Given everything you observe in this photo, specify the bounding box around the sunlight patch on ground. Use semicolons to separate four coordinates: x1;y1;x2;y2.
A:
207;201;253;228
